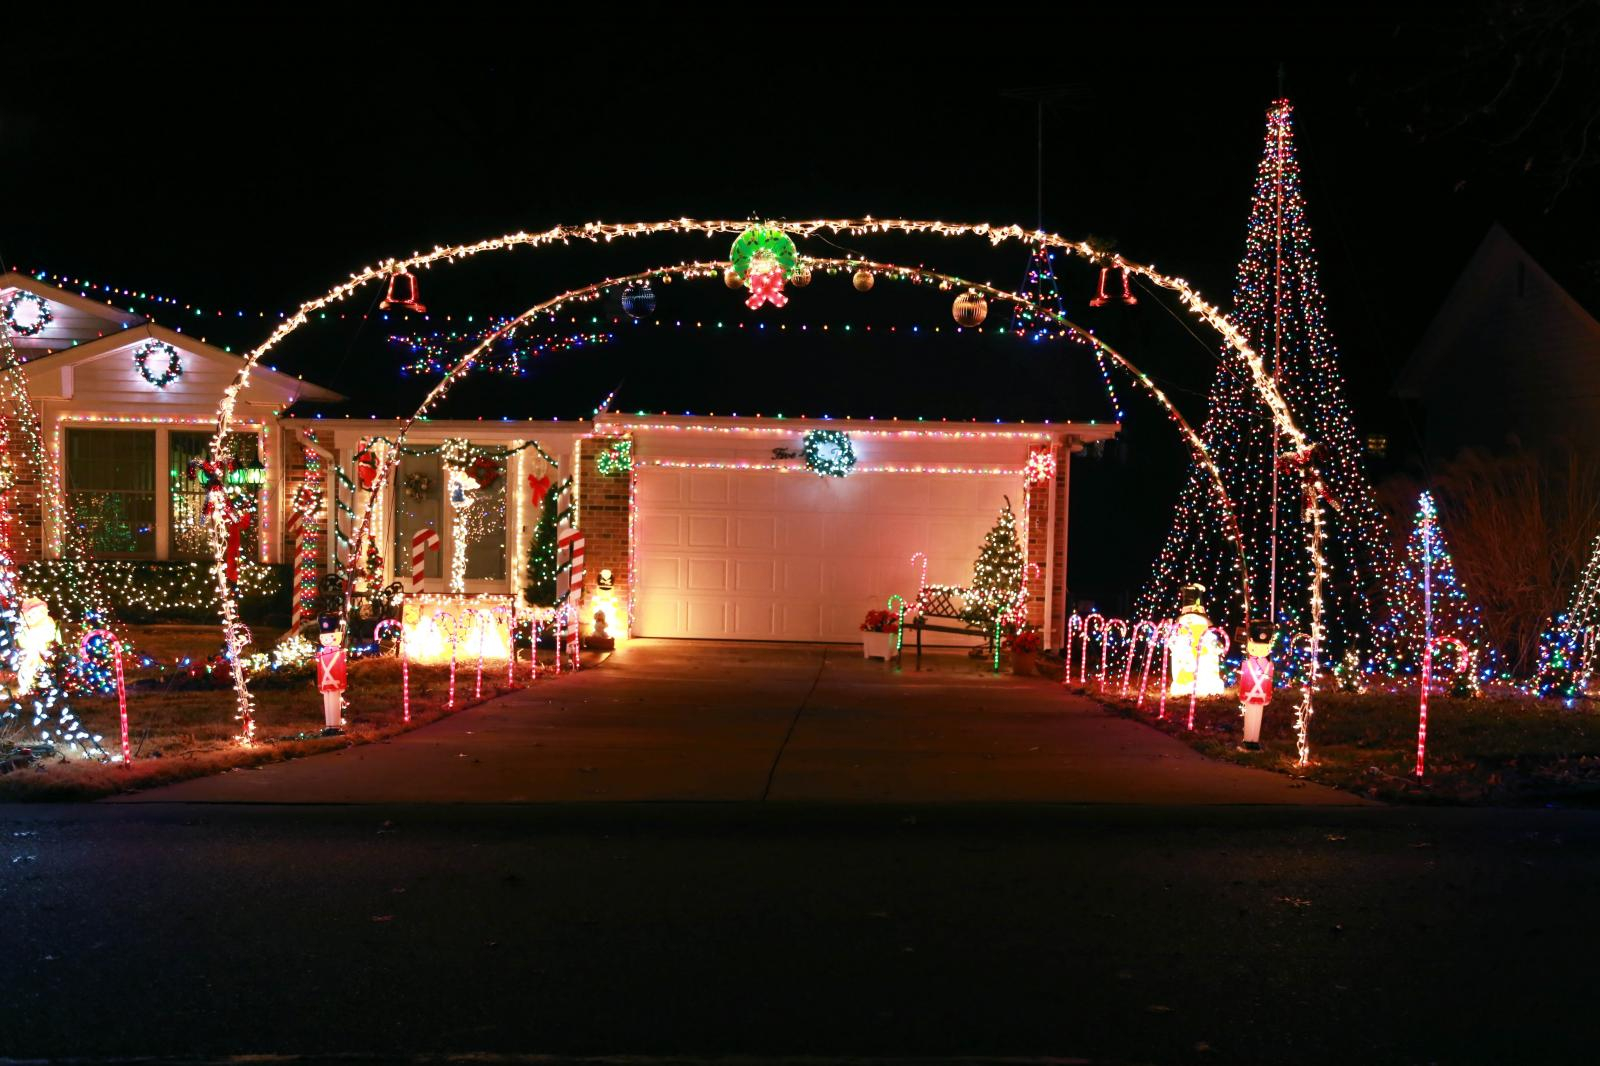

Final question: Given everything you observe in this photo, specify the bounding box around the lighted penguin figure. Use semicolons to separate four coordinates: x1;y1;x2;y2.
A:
1167;583;1225;698
1236;619;1277;750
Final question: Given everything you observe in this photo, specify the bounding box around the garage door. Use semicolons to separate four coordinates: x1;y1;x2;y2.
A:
634;467;1027;642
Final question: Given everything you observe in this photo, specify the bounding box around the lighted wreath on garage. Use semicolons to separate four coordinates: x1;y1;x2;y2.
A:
802;429;855;478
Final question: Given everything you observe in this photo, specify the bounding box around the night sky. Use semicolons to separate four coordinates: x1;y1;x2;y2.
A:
5;9;1595;612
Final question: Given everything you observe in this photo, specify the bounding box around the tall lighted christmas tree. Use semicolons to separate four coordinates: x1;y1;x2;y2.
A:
1137;98;1393;658
1373;491;1482;679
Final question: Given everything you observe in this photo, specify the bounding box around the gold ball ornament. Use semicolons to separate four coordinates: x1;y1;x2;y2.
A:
852;268;875;292
952;289;989;327
790;263;812;288
724;267;742;289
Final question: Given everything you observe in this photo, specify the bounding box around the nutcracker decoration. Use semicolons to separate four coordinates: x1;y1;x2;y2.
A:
1237;619;1278;750
315;614;347;731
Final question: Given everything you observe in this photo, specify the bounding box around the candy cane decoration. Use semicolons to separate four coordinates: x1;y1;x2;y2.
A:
374;618;407;722
910;552;929;605
529;614;541;682
1063;613;1084;684
80;629;129;764
1079;613;1105;688
1417;635;1474;778
1157;624;1173;720
567;605;581;671
1098;618;1127;691
410;528;441;592
886;594;907;655
502;605;517;689
1124;619;1156;696
430;614;458;710
472;610;490;700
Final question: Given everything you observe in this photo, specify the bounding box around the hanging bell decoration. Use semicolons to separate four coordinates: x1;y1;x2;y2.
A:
852;268;875;292
952;289;988;327
1089;266;1137;308
380;269;427;313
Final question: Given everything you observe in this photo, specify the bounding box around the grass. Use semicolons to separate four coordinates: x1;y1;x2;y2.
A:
1079;674;1600;805
0;624;586;801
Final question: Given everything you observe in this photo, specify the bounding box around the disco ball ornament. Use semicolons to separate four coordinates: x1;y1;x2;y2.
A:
621;283;656;318
852;268;875;292
952;289;988;327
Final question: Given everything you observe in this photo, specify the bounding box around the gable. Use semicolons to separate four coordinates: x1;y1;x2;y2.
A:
1;272;147;359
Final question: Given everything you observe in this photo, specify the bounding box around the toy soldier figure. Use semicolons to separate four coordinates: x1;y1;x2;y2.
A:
315;614;347;732
1237;619;1278;751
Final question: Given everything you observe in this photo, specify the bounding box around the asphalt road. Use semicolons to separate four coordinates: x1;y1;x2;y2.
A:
3;801;1598;1064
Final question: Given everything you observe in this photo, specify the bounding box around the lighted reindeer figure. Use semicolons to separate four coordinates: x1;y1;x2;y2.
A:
1123;619;1157;698
1416;635;1475;778
1098;618;1128;691
1078;613;1106;688
1063;613;1084;684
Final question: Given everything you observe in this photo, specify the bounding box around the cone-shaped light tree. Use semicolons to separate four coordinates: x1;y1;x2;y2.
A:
1373;491;1482;679
1136;98;1394;661
966;500;1027;628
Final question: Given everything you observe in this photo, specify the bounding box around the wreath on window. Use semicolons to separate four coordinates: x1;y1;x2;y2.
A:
3;291;51;338
134;340;183;388
802;429;855;478
403;472;434;500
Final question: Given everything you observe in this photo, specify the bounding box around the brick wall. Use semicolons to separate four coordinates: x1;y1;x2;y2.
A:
1023;446;1053;633
574;437;632;634
3;416;45;565
1021;442;1071;650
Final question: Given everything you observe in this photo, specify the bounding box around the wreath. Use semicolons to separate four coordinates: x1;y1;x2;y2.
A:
467;454;501;490
403;472;434;500
802;429;855;478
3;291;51;338
134;340;183;388
728;224;799;281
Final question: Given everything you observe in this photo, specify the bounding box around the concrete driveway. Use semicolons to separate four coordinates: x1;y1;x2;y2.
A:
117;639;1365;805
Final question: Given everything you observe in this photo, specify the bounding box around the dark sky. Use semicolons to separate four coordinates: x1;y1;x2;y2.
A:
5;7;1594;611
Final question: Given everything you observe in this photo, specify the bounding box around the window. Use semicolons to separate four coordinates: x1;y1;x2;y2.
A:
1365;434;1389;459
394;452;444;583
169;431;261;561
462;457;506;583
65;429;155;557
391;446;508;588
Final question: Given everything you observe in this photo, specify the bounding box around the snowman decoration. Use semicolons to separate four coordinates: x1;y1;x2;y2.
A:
14;596;59;696
1167;583;1225;698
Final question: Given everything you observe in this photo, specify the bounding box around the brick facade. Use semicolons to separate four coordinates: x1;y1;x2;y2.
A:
1021;442;1070;650
3;417;45;565
574;437;632;635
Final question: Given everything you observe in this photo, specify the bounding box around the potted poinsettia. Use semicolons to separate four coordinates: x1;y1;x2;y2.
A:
1008;627;1043;676
860;609;899;661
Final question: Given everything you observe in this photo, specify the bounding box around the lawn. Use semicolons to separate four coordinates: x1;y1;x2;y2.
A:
1;624;588;801
1080;674;1600;805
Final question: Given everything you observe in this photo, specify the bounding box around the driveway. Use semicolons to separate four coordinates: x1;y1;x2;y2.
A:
117;639;1365;805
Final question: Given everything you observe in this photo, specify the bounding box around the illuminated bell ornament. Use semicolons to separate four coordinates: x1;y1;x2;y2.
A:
379;270;426;313
620;282;656;318
952;289;988;327
852;269;875;292
1089;266;1137;307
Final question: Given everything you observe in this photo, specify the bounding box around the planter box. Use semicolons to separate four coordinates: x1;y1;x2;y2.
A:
1011;651;1038;676
861;630;896;661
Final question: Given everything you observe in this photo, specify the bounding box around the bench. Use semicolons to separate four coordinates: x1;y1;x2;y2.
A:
908;584;1003;672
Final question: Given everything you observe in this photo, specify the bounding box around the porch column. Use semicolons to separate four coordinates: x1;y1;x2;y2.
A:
573;436;632;636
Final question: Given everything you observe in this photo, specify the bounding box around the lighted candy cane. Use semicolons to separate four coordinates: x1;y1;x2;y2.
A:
1157;623;1173;720
529;613;541;682
501;605;517;689
1140;621;1173;711
1417;635;1474;778
1098;618;1127;691
410;528;440;592
1079;613;1105;688
886;594;906;655
1123;619;1157;697
473;609;491;700
79;629;129;764
431;613;458;710
1186;626;1231;731
1063;613;1084;685
568;605;582;671
910;552;929;603
374;618;407;722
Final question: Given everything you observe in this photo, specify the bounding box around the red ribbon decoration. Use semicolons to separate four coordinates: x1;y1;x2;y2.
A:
528;473;552;507
745;268;788;310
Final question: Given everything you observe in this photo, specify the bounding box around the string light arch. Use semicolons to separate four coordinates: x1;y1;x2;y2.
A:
208;220;1325;755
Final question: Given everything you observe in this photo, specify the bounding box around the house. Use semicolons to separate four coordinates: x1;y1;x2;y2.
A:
1396;224;1600;461
2;272;1117;649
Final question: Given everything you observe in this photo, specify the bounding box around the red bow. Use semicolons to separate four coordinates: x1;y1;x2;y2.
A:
528;473;552;506
745;269;788;310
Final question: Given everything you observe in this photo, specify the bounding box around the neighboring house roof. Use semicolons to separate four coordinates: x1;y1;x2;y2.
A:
0;271;147;356
1395;223;1600;398
19;322;344;406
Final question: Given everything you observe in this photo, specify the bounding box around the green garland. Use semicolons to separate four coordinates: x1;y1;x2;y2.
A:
729;224;799;280
802;429;855;478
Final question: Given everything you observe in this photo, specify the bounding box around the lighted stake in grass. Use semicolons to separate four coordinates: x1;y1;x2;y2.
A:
1124;619;1157;697
1417;636;1475;778
1064;613;1084;685
79;629;129;764
1078;613;1105;688
374;619;406;722
1098;618;1128;691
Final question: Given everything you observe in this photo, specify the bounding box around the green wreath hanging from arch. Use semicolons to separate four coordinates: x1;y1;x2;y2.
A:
728;224;799;281
803;429;855;478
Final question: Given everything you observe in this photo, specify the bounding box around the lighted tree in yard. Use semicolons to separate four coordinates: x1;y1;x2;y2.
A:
1374;491;1482;681
966;500;1026;627
523;482;562;609
1136;98;1394;659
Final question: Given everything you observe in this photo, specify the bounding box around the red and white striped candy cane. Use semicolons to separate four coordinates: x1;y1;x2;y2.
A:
1124;619;1156;697
1079;613;1105;688
410;528;441;592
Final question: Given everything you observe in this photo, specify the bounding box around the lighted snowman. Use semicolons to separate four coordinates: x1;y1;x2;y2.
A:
1167;583;1225;698
14;596;59;696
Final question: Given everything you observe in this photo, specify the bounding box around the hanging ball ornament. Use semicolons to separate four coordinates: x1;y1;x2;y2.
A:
852;268;875;292
790;262;812;288
621;282;656;318
724;267;742;289
952;289;989;327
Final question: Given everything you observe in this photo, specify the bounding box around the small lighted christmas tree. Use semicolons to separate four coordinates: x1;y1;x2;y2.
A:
523;480;565;609
1373;490;1481;680
1536;528;1600;697
965;500;1026;626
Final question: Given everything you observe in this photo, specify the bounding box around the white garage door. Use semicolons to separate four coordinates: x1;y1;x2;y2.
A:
634;467;1026;642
